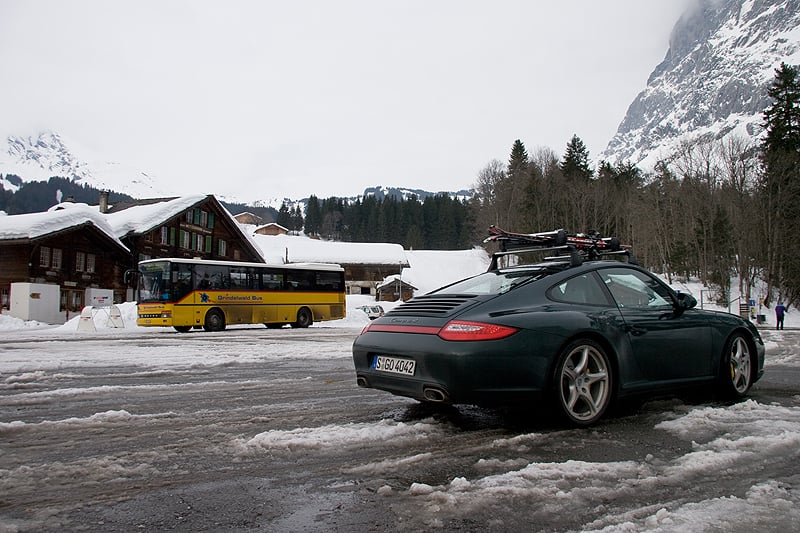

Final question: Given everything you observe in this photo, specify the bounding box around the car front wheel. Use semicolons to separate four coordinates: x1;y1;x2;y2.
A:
553;339;613;427
719;333;753;398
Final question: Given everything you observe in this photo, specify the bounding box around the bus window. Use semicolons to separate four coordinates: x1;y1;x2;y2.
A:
173;263;192;301
230;267;250;289
229;267;261;290
196;265;229;290
316;271;344;292
287;271;314;290
262;272;283;291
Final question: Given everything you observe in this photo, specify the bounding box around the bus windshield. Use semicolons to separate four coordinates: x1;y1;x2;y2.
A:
139;261;172;303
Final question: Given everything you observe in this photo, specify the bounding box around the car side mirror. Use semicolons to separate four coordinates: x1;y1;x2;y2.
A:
675;292;697;312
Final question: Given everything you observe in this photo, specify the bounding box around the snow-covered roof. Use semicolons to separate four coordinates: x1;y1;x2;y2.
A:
104;195;207;239
0;203;129;251
403;248;490;293
376;275;417;291
251;233;410;266
255;222;289;233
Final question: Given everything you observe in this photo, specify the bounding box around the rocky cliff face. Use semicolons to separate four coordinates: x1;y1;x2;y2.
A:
602;0;800;168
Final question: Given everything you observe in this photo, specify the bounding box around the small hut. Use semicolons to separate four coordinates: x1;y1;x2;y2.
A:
376;275;417;302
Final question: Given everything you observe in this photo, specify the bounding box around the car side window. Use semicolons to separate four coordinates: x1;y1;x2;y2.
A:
550;273;610;306
598;268;673;308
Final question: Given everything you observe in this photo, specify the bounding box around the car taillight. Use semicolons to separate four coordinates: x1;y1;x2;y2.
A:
437;320;518;341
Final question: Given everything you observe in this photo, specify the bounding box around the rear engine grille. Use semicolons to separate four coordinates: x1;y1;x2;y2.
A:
388;295;478;316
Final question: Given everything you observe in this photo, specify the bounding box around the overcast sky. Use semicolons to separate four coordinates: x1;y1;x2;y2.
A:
0;1;693;201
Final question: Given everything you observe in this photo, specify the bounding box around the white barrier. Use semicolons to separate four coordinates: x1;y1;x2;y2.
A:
76;304;125;331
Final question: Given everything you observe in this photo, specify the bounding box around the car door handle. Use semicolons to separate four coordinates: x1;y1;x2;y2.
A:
626;325;646;336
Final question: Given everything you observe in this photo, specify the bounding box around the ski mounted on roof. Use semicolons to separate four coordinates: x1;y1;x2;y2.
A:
484;226;636;271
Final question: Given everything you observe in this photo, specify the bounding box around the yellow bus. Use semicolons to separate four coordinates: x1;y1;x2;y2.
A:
135;258;346;332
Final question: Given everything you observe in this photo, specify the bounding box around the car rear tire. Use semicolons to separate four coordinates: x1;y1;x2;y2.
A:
173;326;192;333
292;307;313;328
718;333;753;398
553;339;613;427
203;309;226;332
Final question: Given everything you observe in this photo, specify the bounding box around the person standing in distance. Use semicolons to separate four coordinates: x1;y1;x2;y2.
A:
775;301;786;330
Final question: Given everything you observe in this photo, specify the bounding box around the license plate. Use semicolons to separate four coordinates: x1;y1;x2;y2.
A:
372;355;416;376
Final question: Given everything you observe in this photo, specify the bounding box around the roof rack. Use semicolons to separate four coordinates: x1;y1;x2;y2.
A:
484;226;636;271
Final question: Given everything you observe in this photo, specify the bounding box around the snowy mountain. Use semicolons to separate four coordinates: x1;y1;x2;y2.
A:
602;0;800;168
0;132;472;209
0;131;168;198
363;185;474;203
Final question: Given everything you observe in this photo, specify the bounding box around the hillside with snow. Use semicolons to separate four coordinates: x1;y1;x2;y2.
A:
603;0;800;167
0;131;168;199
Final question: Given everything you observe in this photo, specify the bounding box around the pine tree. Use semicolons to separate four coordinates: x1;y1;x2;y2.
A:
763;62;800;153
305;195;322;236
275;202;292;229
560;134;593;180
291;205;304;232
761;62;800;305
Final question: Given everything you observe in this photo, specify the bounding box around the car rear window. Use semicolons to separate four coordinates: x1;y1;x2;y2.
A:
434;269;549;296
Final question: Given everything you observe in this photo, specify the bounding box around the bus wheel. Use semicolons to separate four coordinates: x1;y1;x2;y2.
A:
174;326;192;333
293;308;313;328
204;309;226;332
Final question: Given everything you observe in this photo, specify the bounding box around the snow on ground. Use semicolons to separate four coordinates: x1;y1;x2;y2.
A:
2;253;800;531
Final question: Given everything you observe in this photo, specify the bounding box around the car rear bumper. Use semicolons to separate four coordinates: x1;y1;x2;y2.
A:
352;330;559;406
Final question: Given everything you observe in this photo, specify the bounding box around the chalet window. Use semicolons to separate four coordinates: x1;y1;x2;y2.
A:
205;235;212;253
218;239;227;257
180;230;190;249
185;211;193;224
170;227;176;246
39;247;51;267
200;211;208;227
76;251;86;272
233;249;240;261
208;212;215;229
195;233;204;252
51;248;62;269
193;209;201;225
160;227;169;244
86;254;96;273
1;288;8;308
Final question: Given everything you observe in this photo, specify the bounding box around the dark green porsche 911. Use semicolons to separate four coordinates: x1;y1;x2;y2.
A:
352;232;765;427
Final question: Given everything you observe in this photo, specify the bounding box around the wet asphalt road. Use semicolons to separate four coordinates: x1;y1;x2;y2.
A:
1;328;799;532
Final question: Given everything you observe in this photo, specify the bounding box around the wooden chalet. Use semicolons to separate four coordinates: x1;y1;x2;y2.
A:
254;223;289;236
233;212;264;226
0;206;130;316
104;194;264;280
376;275;418;302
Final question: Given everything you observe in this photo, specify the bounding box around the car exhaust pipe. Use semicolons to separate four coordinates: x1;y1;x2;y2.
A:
423;387;448;402
356;376;369;388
